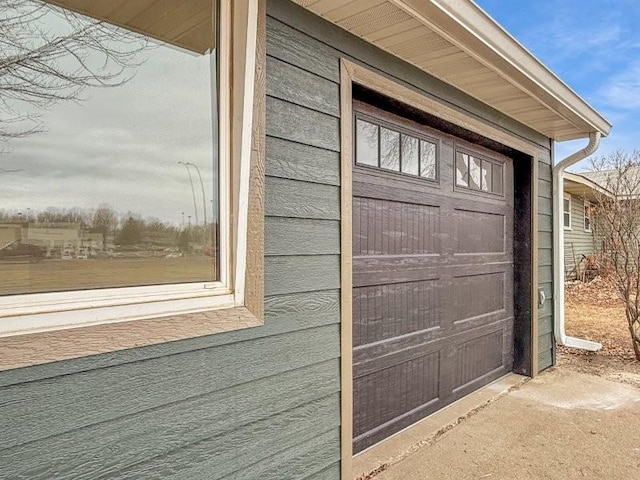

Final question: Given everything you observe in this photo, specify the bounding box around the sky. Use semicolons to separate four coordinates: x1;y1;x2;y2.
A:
476;0;640;172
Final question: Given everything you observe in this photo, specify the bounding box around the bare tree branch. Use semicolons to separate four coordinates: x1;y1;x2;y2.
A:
0;0;151;145
592;150;640;360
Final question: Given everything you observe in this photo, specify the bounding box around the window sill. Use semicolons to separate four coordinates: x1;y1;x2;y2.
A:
0;306;262;372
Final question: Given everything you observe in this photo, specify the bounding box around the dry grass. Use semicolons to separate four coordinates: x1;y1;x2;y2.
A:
560;276;640;388
0;257;215;295
564;277;635;359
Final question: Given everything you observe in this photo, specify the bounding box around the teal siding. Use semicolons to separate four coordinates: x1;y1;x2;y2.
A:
538;162;555;371
0;0;558;477
564;192;597;277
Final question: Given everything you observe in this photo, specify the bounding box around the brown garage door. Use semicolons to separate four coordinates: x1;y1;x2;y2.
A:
352;102;514;453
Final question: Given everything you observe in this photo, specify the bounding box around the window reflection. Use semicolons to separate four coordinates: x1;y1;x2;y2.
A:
380;128;400;171
420;140;437;179
401;135;419;175
456;153;469;187
469;156;481;190
356;119;379;167
481;162;492;192
355;115;439;182
493;163;504;194
0;0;219;296
456;151;504;195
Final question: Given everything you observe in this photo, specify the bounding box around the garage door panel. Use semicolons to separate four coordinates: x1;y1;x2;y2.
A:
353;169;442;197
354;328;445;376
354;317;510;379
353;279;441;347
454;209;506;254
449;271;505;321
353;257;441;287
353;350;441;451
353;196;441;256
449;190;514;208
501;317;515;365
452;329;505;391
354;179;447;209
452;313;512;335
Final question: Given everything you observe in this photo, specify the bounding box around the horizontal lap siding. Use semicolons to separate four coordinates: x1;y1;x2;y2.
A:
538;163;555;370
0;4;343;479
564;193;597;276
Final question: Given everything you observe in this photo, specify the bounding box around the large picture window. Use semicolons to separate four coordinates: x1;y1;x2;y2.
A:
1;0;220;296
0;0;261;338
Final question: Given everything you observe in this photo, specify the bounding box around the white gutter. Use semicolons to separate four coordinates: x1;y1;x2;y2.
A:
552;131;602;351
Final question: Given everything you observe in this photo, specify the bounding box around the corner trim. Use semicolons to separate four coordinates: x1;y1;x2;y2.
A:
243;0;266;319
339;58;355;480
531;157;539;376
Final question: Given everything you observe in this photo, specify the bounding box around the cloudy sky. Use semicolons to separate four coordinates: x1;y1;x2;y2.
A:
2;7;216;227
476;0;640;171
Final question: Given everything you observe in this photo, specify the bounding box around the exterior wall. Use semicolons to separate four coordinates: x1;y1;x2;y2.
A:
0;1;556;478
564;193;597;277
538;162;554;370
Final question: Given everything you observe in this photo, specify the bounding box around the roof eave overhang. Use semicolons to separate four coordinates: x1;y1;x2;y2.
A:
294;0;611;142
565;172;613;199
402;0;611;139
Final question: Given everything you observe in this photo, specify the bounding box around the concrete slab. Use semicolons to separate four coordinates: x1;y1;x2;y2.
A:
354;373;527;478
366;367;640;480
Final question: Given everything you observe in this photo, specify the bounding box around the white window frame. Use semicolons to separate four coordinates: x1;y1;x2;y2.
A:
584;199;592;232
0;0;259;337
563;193;572;230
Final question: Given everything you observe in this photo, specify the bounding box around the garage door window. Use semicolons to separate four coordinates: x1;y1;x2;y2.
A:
355;116;438;180
456;150;504;195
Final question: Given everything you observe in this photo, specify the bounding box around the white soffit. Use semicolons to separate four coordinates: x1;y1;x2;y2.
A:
294;0;612;142
564;173;612;199
44;0;214;54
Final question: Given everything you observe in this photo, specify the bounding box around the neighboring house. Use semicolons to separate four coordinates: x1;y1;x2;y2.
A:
0;1;611;480
562;172;611;278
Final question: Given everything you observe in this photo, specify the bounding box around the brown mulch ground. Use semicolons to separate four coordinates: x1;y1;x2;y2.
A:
560;276;640;388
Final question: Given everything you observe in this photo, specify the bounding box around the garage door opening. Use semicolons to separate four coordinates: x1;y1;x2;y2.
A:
350;87;533;454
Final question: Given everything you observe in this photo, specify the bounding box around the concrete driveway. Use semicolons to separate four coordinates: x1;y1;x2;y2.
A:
363;368;640;480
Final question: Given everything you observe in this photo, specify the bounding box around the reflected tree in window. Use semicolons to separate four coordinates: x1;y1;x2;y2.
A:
0;0;150;148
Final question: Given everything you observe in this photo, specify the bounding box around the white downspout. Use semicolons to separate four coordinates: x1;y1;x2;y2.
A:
553;131;602;351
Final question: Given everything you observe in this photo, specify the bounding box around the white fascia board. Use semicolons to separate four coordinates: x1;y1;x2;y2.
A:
390;0;612;139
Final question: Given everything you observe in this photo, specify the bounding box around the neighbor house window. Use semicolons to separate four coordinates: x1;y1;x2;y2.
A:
355;115;438;180
564;194;572;229
0;0;259;336
455;150;503;195
584;200;592;232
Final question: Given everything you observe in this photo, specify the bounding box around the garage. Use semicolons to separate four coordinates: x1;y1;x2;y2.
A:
352;100;515;453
